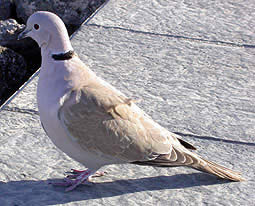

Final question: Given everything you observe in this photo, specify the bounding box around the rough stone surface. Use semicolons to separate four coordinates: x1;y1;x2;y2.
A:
0;0;13;20
0;46;27;105
14;0;106;31
92;0;255;45
0;0;255;205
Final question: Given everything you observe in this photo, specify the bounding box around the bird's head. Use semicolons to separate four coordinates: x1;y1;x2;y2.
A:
18;11;72;53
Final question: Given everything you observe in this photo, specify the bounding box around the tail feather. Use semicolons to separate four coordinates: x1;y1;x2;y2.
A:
132;143;244;182
132;152;244;181
192;156;244;181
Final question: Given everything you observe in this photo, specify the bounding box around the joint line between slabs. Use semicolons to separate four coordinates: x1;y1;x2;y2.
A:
2;106;39;116
174;132;255;147
87;23;255;49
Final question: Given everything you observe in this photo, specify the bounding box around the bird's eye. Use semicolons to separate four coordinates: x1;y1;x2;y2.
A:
34;24;39;30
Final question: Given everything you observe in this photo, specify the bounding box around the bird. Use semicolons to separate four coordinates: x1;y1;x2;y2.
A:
18;11;244;191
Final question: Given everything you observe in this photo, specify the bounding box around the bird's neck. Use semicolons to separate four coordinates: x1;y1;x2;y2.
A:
41;42;73;65
41;32;73;57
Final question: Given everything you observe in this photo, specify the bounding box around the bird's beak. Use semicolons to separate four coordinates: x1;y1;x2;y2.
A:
18;28;31;40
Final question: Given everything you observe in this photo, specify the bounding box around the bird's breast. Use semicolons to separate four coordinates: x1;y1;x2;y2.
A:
36;67;117;169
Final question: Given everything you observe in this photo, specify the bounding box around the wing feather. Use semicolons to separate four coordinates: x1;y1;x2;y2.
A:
57;61;189;163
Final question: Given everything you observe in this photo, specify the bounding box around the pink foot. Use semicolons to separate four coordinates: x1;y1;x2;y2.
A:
49;169;107;191
50;169;92;191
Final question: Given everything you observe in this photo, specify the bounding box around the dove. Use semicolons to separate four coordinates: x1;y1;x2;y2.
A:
18;11;244;191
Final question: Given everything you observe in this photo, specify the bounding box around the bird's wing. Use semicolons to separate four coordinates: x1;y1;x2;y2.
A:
57;59;190;163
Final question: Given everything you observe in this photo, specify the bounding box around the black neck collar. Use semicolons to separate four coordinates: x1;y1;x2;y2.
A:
52;50;75;61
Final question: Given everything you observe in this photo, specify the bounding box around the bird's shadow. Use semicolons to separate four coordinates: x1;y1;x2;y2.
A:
0;172;230;205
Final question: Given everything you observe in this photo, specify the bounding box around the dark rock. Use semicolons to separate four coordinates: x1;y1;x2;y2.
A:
14;0;106;33
0;0;13;20
0;18;25;49
0;46;27;104
0;18;41;74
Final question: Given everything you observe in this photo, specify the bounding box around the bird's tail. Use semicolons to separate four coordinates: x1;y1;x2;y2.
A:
132;151;244;181
191;155;244;181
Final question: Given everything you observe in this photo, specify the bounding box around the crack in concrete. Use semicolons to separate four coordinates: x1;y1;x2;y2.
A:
87;23;255;49
174;132;255;147
3;106;39;115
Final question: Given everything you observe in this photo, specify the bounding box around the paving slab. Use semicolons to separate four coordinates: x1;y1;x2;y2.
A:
91;0;255;45
0;0;254;205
